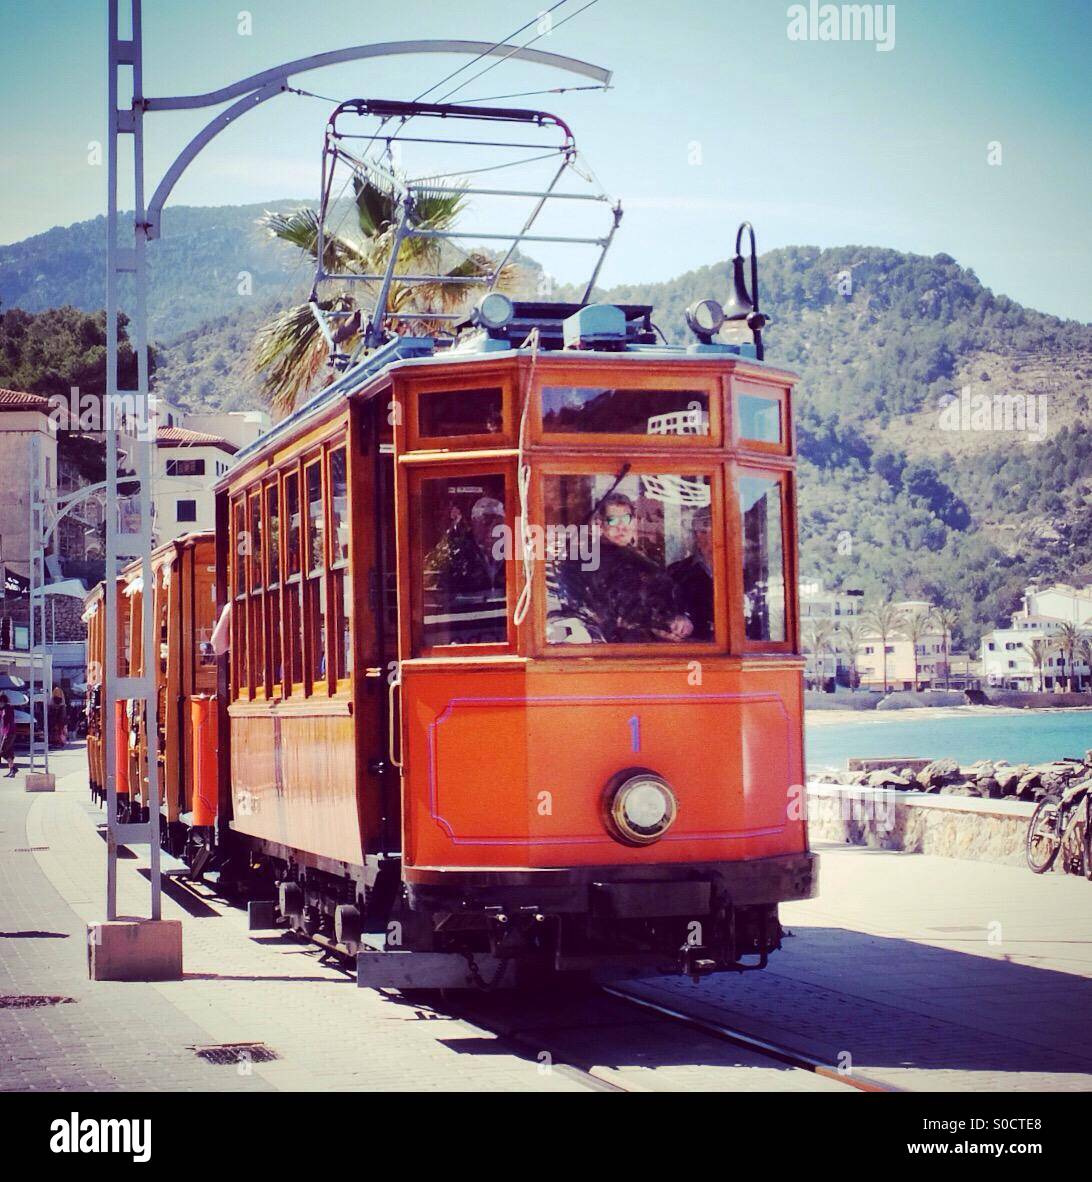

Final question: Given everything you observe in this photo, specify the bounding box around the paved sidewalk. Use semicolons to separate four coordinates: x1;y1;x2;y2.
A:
0;747;587;1093
628;842;1092;1091
5;745;1091;1092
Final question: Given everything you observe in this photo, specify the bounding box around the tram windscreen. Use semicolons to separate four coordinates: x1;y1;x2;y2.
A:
414;474;509;647
739;475;786;642
541;387;709;437
543;471;714;644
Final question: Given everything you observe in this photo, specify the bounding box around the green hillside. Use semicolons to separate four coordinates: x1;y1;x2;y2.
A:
4;206;1091;646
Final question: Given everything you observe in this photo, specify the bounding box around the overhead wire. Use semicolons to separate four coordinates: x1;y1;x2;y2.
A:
414;0;573;102
435;0;602;104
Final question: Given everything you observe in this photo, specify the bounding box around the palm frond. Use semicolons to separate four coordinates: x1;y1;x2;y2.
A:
251;299;345;418
259;208;364;275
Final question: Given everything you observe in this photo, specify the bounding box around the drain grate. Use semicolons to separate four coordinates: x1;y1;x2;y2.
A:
190;1042;279;1066
0;995;75;1009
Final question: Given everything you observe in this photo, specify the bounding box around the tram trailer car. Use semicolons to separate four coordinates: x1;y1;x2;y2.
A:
209;298;816;988
84;533;220;861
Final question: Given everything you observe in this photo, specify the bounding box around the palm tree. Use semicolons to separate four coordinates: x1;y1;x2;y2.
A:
1022;637;1051;693
804;619;836;691
1052;623;1082;692
1077;633;1092;694
934;606;960;691
902;606;937;692
863;601;907;695
252;167;517;415
837;618;867;692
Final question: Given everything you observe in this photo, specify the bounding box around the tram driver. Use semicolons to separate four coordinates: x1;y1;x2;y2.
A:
550;493;693;644
667;505;714;641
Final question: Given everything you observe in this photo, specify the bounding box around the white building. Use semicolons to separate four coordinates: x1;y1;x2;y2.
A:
154;426;238;541
0;388;58;582
979;583;1092;689
799;580;866;685
184;409;271;451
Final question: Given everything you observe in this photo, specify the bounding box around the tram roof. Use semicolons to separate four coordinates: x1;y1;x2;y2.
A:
224;310;795;483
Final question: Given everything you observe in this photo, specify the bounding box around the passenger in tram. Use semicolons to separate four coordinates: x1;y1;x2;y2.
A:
425;495;506;597
552;493;693;643
668;506;714;641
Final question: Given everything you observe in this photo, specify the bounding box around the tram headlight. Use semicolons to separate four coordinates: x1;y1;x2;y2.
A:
603;769;678;846
473;292;515;332
685;298;725;344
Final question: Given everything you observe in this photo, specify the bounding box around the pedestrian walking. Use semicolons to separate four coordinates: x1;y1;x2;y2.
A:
49;686;67;746
0;693;16;777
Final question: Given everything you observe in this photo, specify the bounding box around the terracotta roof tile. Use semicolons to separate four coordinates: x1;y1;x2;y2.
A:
156;425;238;454
0;387;51;412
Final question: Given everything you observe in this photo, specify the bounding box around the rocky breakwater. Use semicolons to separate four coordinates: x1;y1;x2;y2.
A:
817;750;1092;802
808;750;1092;865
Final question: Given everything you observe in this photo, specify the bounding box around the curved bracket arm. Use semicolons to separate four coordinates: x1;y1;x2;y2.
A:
143;39;612;239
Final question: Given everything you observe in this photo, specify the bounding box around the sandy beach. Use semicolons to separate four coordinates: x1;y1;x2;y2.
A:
806;704;1092;727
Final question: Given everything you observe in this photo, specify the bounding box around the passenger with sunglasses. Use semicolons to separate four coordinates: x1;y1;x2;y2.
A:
551;494;693;643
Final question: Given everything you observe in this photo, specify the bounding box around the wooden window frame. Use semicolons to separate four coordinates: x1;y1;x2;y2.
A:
529;455;728;658
531;368;724;450
403;458;517;659
229;496;248;700
732;377;791;457
282;465;304;696
733;462;797;655
264;478;284;699
406;370;516;452
327;442;352;693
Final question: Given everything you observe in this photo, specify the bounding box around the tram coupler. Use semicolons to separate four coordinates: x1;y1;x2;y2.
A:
678;944;718;982
486;904;548;957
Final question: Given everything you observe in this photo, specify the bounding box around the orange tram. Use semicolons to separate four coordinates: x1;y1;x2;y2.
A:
87;297;816;989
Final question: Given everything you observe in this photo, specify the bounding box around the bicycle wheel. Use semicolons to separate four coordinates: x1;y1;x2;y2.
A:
1026;799;1060;874
1084;806;1092;881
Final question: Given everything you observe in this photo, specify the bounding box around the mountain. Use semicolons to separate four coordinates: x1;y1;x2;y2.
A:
0;201;310;340
4;206;1092;645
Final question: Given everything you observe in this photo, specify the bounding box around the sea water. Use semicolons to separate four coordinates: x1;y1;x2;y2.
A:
805;710;1092;772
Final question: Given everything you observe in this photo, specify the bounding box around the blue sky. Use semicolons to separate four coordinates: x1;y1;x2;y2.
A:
1;0;1090;321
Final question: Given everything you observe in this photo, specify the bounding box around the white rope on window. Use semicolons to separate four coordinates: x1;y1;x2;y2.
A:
512;327;541;630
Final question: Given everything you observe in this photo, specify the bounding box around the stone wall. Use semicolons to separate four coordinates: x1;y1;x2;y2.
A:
984;690;1092;709
807;784;1035;866
2;593;87;644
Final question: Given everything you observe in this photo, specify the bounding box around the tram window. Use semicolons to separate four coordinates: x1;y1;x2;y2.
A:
739;475;786;643
286;582;303;688
540;387;709;437
306;461;324;574
331;570;352;679
414;473;508;648
231;500;247;596
249;585;265;694
543;471;714;644
737;394;781;444
234;598;248;697
418;387;503;438
329;447;349;564
230;499;247;698
285;471;301;577
266;483;281;586
268;588;283;686
308;575;326;685
248;493;264;590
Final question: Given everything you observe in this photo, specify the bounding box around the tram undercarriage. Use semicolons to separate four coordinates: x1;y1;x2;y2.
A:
214;837;815;989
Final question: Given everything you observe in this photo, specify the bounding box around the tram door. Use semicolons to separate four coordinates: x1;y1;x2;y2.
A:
374;438;401;854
